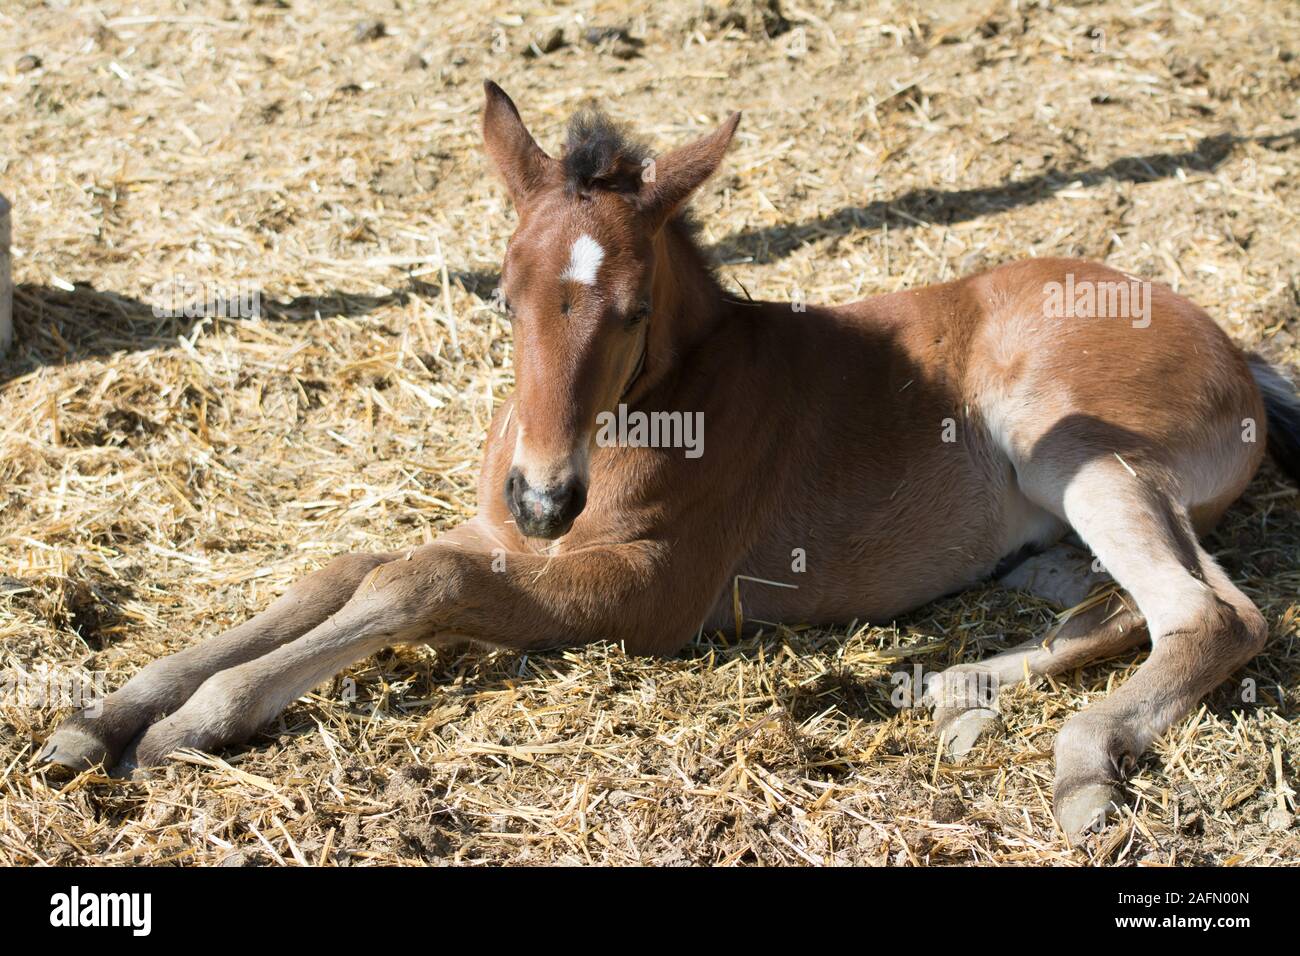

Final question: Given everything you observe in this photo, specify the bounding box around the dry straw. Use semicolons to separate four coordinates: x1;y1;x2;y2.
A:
0;0;1297;865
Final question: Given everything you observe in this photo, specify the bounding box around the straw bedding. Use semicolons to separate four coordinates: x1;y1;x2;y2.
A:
0;0;1297;865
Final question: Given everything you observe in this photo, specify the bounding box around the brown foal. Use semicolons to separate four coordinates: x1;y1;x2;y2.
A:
43;82;1300;838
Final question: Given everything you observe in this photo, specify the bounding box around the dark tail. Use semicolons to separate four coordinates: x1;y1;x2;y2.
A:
1248;354;1300;483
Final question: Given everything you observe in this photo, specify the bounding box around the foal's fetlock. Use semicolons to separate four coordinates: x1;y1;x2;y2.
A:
925;665;1003;759
40;662;190;771
111;713;204;779
1053;713;1139;837
41;695;174;773
41;690;174;772
39;711;127;772
116;669;261;776
113;725;178;778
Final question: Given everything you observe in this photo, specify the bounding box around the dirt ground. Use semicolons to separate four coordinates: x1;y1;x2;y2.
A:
1;0;1297;866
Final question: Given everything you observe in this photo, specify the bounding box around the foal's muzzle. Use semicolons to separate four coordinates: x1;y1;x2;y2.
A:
505;468;588;539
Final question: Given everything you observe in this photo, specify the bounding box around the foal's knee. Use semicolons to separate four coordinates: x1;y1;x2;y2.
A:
341;548;466;639
290;552;397;612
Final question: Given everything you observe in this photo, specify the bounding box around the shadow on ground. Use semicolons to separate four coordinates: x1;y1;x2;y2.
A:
4;129;1294;380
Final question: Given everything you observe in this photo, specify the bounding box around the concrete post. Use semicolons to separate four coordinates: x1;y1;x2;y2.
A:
0;193;11;355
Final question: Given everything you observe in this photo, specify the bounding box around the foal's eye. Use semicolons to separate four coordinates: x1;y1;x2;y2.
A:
628;300;651;327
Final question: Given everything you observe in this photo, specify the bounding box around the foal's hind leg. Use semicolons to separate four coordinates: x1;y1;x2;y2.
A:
40;551;395;770
927;544;1148;758
1021;459;1266;836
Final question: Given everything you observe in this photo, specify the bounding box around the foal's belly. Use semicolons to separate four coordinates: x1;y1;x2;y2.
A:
706;443;1065;630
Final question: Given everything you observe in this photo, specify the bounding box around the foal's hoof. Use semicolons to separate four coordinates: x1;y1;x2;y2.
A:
109;741;142;780
38;721;115;772
112;728;173;779
935;707;1001;759
1055;782;1122;838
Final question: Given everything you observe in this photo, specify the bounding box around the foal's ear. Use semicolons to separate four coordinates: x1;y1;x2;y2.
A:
482;81;554;206
640;112;741;230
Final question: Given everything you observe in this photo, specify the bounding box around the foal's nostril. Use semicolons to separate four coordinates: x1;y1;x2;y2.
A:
505;469;527;514
552;476;587;524
504;468;588;538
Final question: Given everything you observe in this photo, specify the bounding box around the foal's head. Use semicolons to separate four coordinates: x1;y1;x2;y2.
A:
482;81;739;538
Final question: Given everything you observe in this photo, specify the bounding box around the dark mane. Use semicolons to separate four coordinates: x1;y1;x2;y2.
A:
562;108;650;196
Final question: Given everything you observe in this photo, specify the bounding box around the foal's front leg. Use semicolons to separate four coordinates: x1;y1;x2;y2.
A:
41;551;396;771
124;537;699;769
